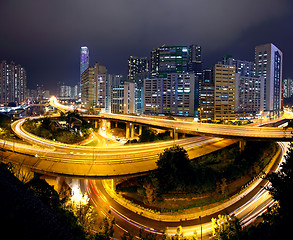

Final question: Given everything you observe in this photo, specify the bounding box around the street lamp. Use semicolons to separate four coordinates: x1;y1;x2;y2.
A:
199;216;202;240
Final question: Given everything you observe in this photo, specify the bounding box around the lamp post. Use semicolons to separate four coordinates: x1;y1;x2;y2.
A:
199;216;202;240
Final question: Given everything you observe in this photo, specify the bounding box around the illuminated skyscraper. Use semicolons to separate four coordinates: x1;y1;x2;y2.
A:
0;60;26;105
255;43;283;111
151;44;202;77
283;78;293;98
80;46;89;80
143;73;197;117
128;56;149;81
213;64;236;121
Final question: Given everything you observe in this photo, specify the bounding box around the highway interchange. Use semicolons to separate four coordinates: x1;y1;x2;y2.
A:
1;97;292;238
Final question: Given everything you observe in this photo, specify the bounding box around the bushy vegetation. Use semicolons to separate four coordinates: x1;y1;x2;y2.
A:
23;111;94;144
117;141;277;209
126;127;172;144
0;162;116;240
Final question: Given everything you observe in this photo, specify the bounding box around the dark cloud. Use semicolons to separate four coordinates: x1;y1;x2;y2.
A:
0;0;292;91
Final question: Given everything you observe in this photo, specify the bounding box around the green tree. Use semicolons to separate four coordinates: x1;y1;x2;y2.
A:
143;174;159;204
139;128;157;142
267;143;293;218
156;145;194;191
212;214;241;240
25;175;61;209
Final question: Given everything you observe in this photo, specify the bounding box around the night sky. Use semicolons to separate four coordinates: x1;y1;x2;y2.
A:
1;0;293;93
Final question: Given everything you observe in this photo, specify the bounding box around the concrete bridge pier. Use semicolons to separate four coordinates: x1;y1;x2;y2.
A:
126;122;135;139
106;120;111;130
170;129;179;140
138;125;143;136
239;139;246;152
94;120;99;129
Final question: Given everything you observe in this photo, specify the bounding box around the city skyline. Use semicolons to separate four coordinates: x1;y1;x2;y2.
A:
0;0;292;91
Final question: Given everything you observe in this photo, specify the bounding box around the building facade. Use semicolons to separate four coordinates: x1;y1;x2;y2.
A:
283;78;293;99
111;82;135;114
200;69;214;122
235;74;264;114
128;56;149;81
80;46;89;77
220;56;264;116
151;45;189;77
0;60;26;105
144;73;197;117
151;44;202;77
255;43;283;111
222;56;256;77
214;64;236;121
81;67;96;108
80;62;108;109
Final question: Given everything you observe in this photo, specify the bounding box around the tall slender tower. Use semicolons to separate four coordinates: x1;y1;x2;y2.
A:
80;46;89;82
255;43;283;112
80;46;89;75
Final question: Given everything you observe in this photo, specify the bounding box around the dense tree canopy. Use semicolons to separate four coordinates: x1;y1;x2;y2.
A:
156;145;195;191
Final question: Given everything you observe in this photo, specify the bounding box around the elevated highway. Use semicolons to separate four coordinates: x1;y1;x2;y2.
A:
1;118;236;177
50;96;293;141
2;97;291;177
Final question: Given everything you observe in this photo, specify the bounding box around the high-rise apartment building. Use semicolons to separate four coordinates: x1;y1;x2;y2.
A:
214;64;236;121
220;56;264;115
144;73;197;117
0;60;26;105
81;62;107;109
128;56;149;81
200;69;214;122
81;67;96;108
255;43;283;111
111;82;135;114
235;74;264;114
222;56;256;77
283;78;293;99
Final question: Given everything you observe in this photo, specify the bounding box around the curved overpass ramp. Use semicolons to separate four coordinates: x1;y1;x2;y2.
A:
3;118;236;177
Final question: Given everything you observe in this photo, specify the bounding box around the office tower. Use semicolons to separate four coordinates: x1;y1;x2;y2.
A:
255;43;283;112
151;44;202;77
80;46;89;76
214;64;236;121
128;56;149;81
0;60;26;105
80;46;89;98
235;74;264;114
188;44;203;79
200;69;214;122
143;73;197;117
151;45;189;77
283;78;293;98
111;82;135;114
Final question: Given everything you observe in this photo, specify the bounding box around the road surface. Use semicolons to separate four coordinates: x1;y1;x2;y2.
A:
84;142;288;239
